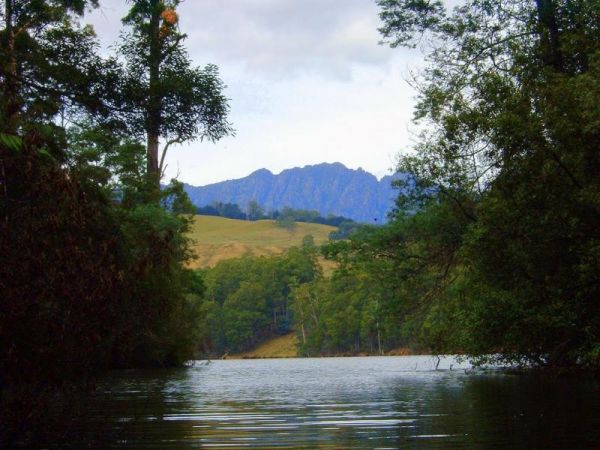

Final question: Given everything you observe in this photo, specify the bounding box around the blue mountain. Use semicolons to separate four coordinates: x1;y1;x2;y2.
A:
183;162;404;223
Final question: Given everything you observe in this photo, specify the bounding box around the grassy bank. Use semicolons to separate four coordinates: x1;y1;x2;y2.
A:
224;332;417;359
226;333;299;358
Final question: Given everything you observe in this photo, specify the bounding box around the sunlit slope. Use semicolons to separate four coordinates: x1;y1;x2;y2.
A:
228;333;299;359
187;215;336;268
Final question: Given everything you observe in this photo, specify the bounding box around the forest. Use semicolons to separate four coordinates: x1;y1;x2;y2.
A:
1;0;599;446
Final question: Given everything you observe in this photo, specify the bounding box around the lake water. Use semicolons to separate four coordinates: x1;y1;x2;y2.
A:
70;356;598;448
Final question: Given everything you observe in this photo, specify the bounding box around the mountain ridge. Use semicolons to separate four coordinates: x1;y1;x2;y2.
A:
183;162;403;223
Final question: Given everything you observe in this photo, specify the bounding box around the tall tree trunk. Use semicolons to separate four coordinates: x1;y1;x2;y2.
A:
535;0;563;71
3;0;20;134
146;0;162;191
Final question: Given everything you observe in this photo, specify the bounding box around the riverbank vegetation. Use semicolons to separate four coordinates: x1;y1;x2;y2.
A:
356;0;600;368
0;1;231;445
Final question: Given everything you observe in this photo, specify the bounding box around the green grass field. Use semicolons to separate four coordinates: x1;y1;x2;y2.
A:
187;215;337;268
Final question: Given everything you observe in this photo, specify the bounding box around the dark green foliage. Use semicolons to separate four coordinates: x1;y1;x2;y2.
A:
201;241;321;355
320;200;474;354
162;179;197;214
218;202;247;220
0;1;219;445
0;135;205;446
291;272;399;356
195;201;358;230
1;136;123;386
377;0;445;48
197;201;248;220
0;0;120;137
275;206;320;223
222;282;271;352
328;220;360;240
291;0;599;367
110;204;202;368
275;213;297;230
358;0;600;368
197;203;221;216
0;134;204;376
273;206;358;231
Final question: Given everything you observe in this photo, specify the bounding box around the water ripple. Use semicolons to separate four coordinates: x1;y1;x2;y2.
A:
73;356;600;449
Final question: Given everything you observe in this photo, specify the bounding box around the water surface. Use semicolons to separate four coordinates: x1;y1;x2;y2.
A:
74;356;598;448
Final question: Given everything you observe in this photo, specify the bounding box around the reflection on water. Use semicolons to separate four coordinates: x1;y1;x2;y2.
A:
67;357;599;448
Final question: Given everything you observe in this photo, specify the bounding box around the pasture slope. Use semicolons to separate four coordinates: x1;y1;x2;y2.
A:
186;215;336;269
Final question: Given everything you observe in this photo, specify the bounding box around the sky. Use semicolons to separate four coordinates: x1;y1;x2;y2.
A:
85;0;423;186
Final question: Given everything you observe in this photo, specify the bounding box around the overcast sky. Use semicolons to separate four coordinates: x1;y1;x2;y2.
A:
85;0;423;186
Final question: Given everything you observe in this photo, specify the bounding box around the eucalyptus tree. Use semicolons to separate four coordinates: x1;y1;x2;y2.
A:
118;0;233;191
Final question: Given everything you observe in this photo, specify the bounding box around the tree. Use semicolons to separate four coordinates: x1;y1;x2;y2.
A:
223;282;270;352
220;202;246;220
118;0;233;191
246;200;265;221
376;0;600;367
291;282;323;354
378;0;599;194
0;0;111;134
275;207;298;229
1;2;219;444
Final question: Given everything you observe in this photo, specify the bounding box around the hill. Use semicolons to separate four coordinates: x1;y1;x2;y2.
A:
183;162;406;223
187;215;336;268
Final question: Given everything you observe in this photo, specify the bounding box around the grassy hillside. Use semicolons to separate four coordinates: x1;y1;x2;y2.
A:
228;333;299;358
187;215;336;268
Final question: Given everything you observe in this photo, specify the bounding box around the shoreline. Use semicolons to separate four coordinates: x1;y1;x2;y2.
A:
217;347;421;360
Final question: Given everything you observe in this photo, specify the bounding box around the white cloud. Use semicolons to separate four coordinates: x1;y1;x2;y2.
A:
177;0;403;79
84;0;424;186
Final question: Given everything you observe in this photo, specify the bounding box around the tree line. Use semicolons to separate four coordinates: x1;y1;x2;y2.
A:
197;201;360;238
197;235;404;358
199;236;321;356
